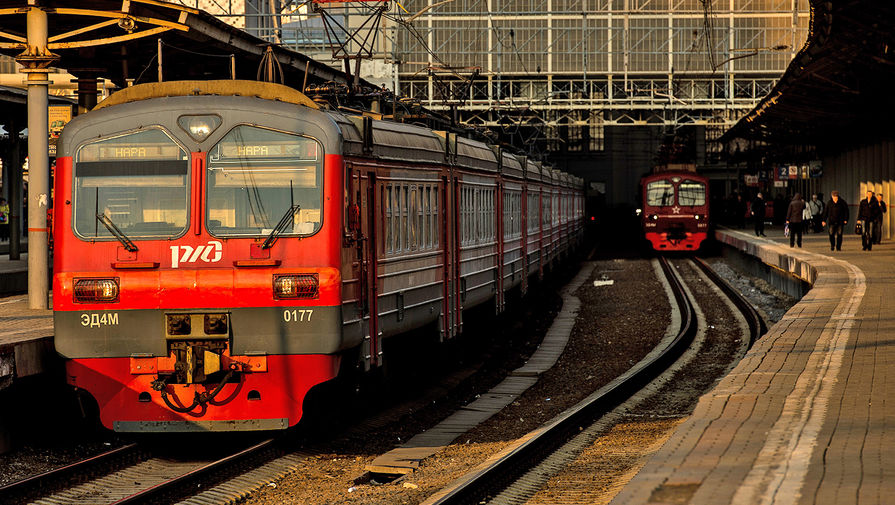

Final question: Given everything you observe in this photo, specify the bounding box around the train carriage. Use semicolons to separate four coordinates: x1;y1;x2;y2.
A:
640;170;710;251
524;160;544;279
53;80;584;432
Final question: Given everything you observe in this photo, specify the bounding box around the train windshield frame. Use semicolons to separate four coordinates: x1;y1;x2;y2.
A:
677;179;707;206
72;127;190;240
205;125;324;238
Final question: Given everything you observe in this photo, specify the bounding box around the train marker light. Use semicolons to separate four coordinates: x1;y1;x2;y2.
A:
73;278;119;303
273;274;319;299
178;115;222;142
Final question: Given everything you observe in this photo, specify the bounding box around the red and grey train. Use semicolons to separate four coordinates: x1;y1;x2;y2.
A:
640;170;710;251
53;80;585;432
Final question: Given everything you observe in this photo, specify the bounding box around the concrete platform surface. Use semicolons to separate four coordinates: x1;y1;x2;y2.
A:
0;252;28;296
611;227;894;505
0;293;54;390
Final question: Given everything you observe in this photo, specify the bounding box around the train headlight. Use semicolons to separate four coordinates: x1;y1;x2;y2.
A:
273;274;319;300
649;214;659;221
73;278;119;303
178;115;222;142
695;214;702;220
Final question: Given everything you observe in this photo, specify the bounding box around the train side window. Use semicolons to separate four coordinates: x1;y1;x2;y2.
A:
402;185;409;251
392;184;399;253
417;186;424;250
460;188;472;245
385;185;392;254
410;186;418;250
432;185;439;247
678;180;706;206
423;185;430;249
420;184;432;249
380;185;386;255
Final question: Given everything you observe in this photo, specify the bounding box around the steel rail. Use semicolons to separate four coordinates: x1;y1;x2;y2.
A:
0;443;142;504
428;256;698;505
110;438;278;505
690;256;766;346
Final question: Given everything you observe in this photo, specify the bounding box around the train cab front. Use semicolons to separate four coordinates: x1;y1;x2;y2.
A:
642;174;709;251
52;93;347;432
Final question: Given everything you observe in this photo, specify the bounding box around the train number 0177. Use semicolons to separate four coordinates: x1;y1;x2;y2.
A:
283;309;313;322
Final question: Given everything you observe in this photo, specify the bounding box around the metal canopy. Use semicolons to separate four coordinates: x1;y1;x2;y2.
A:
0;0;363;89
724;0;895;144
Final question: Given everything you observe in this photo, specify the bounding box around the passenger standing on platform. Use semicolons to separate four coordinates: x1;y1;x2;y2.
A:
735;193;747;229
858;190;881;251
786;193;806;248
0;198;9;242
751;192;766;237
874;193;886;244
808;193;824;232
823;191;849;251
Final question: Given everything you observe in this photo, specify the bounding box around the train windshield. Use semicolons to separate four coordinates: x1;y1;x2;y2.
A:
646;180;675;207
205;125;323;237
73;128;189;240
678;180;706;206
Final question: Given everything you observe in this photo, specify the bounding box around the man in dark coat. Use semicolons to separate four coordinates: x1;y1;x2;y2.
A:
822;190;849;251
874;193;886;244
751;192;766;237
858;190;881;251
785;193;806;248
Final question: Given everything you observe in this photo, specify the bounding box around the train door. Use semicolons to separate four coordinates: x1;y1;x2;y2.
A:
359;171;381;369
520;184;528;296
495;179;504;314
442;175;462;338
440;176;452;340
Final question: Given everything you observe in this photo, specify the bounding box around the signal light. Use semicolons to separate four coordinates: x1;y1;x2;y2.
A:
273;274;319;299
73;278;119;303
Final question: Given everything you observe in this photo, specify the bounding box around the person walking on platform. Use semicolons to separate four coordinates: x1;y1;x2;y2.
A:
874;193;886;244
786;193;806;248
823;191;849;251
0;198;9;242
858;190;881;251
808;193;824;232
751;192;767;237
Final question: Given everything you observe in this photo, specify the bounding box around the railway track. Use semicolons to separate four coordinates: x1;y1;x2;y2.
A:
424;256;765;505
0;438;289;505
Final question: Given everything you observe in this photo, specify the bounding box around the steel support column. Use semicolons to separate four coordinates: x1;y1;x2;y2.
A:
16;5;57;310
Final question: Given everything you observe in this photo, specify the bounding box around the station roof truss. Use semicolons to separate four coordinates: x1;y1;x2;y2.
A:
724;0;895;144
0;0;368;89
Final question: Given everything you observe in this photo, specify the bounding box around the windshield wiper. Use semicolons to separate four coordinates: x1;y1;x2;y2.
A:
261;204;300;250
96;213;138;252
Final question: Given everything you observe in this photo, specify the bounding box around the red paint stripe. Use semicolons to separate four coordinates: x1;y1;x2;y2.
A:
28;227;49;232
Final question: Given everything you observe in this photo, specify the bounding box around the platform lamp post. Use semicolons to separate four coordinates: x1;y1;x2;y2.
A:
15;4;57;310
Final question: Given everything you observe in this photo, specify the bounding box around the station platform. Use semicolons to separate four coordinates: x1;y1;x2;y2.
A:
0;251;27;296
611;227;893;505
0;291;53;392
0;246;54;392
